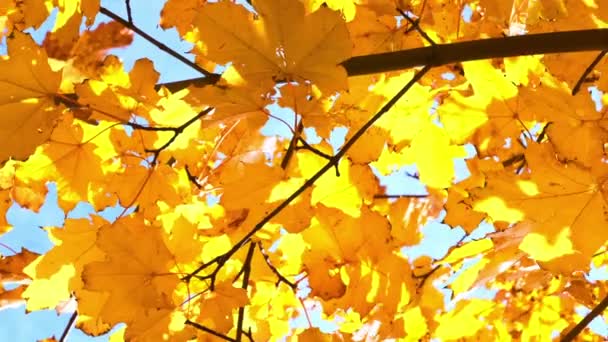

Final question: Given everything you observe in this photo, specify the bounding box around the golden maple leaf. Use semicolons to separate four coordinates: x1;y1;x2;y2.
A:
0;33;63;161
193;0;352;93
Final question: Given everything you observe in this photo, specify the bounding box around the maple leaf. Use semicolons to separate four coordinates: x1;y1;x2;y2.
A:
0;32;63;161
81;215;180;337
472;143;608;273
22;216;105;311
193;0;352;93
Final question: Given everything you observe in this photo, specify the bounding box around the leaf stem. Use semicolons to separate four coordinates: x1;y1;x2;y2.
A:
571;50;607;95
185;320;236;341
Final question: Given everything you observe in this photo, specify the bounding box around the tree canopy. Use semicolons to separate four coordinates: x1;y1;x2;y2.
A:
1;0;608;341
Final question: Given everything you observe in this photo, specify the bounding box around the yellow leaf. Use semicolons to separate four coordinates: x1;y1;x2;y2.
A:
194;0;351;93
197;283;249;333
435;300;495;341
22;216;105;311
0;32;63;161
473;143;608;272
404;123;467;189
81;215;180;331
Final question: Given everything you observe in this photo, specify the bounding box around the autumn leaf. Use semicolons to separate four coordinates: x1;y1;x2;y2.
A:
22;216;105;311
0;32;64;161
193;0;352;93
81;215;180;336
473;143;608;273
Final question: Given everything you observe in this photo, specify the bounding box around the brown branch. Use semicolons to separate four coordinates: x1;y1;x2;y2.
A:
58;310;77;342
572;50;607;95
156;29;608;91
185;320;236;341
139;107;213;162
235;242;255;342
184;64;432;281
281;121;303;170
124;0;133;24
561;292;608;342
257;242;297;290
99;6;220;81
397;9;436;46
343;29;608;76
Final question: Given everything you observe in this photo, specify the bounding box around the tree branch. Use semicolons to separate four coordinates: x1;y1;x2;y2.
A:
99;6;220;81
235;242;255;342
58;310;77;342
561;292;608;342
343;29;608;76
185;320;236;341
572;50;607;95
257;242;297;290
156;29;608;91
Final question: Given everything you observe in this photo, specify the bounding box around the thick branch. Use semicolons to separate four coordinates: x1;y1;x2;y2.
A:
343;29;608;76
158;29;608;91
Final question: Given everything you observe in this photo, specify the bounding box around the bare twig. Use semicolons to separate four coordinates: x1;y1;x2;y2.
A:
235;242;255;342
281;121;303;170
257;242;297;290
99;7;220;81
561;292;608;342
137;107;213;162
295;137;333;161
58;310;77;342
185;320;236;341
571;50;607;95
397;9;436;46
124;0;133;24
413;265;441;289
184;165;203;189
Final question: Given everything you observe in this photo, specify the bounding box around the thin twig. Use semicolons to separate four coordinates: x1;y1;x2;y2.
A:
502;154;525;168
281;121;303;170
413;265;440;289
561;293;608;342
536;122;552;143
0;242;18;255
257;242;297;290
141;107;213;162
183;64;432;282
185;320;236;341
236;242;255;342
58;310;77;342
296;137;333;161
397;9;436;46
242;328;255;342
99;7;220;81
185;165;202;189
124;0;133;24
572;50;607;95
